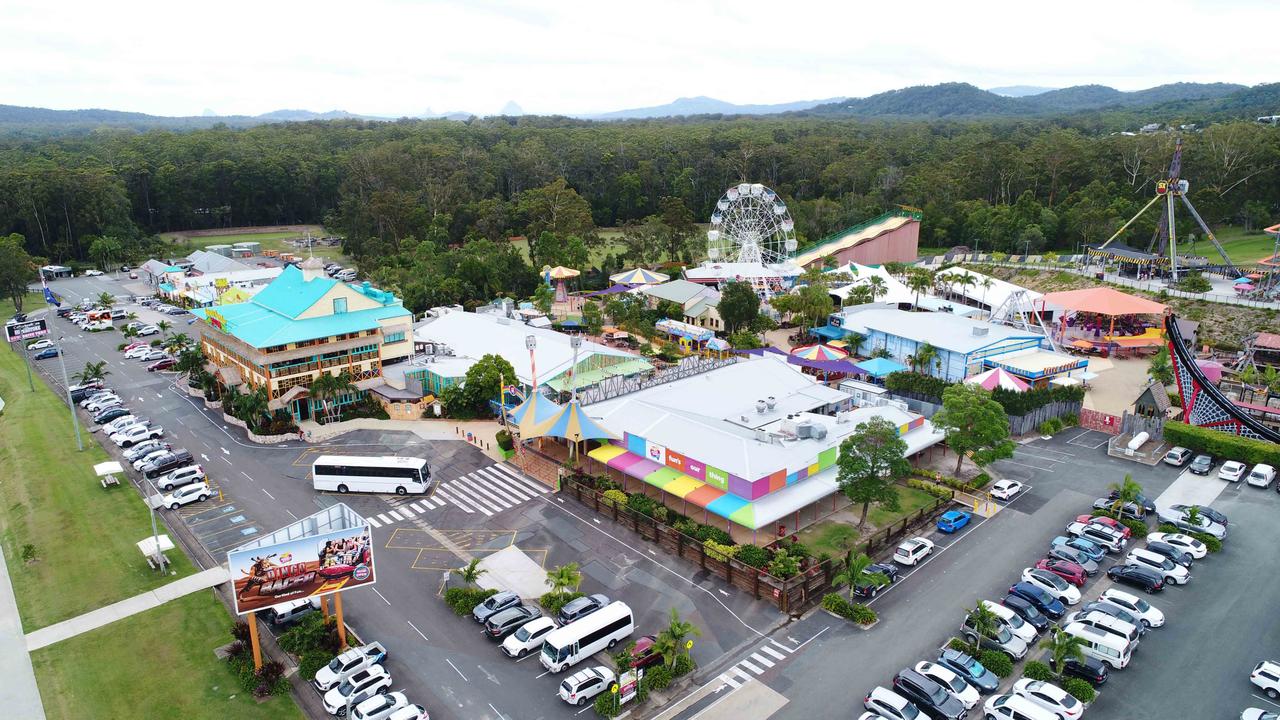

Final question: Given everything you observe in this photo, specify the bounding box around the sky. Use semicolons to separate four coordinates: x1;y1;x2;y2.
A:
2;0;1276;118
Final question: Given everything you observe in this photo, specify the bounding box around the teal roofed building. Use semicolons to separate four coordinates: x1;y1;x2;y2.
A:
190;258;415;422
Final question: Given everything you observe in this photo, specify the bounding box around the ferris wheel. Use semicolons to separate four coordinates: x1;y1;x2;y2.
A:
706;183;797;291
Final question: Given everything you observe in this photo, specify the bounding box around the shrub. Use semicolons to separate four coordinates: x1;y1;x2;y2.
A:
231;620;251;643
278;612;340;655
1022;661;1054;682
540;591;585;615
822;593;856;620
1039;420;1057;436
674;519;700;537
594;688;621;717
20;544;36;562
1164;421;1280;467
1190;532;1223;553
767;549;801;579
970;472;991;490
1063;677;1097;703
907;478;952;500
626;493;659;517
602;489;629;508
225;640;246;659
495;429;513;451
946;637;970;652
885;371;952;401
444;587;497;616
978;650;1013;678
1090;510;1149;538
643;664;673;691
850;603;877;625
653;506;669;524
672;653;695;677
299;649;332;681
737;545;771;569
703;539;738;562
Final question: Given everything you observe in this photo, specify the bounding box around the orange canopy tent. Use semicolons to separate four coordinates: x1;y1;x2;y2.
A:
1043;287;1168;340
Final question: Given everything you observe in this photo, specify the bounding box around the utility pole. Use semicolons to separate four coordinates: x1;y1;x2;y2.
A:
55;336;83;451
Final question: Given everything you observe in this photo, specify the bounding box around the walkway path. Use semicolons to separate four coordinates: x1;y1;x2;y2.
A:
0;550;46;719
24;566;230;652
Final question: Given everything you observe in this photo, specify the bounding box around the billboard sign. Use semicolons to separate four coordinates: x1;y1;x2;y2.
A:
228;504;374;615
5;318;49;343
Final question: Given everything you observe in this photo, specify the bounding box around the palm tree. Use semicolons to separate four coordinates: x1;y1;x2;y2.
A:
308;371;358;423
866;276;888;302
908;342;939;375
96;292;115;309
120;325;139;341
72;360;110;384
162;333;193;356
1184;505;1202;528
175;348;206;379
1108;474;1143;518
1263;366;1280;397
832;551;887;602
545;562;582;596
966;600;1001;655
657;608;702;668
235;387;271;431
155;319;172;338
906;269;934;310
979;277;995;317
458;558;487;587
1040;627;1085;680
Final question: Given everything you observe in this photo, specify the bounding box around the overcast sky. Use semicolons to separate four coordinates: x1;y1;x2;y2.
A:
2;0;1274;117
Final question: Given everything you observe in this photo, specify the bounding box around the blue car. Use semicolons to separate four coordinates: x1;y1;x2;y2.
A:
1052;535;1106;562
33;347;60;360
936;510;972;533
1008;581;1065;619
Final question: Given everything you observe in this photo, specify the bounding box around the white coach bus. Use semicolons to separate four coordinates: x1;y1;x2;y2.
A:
540;602;634;673
311;455;431;495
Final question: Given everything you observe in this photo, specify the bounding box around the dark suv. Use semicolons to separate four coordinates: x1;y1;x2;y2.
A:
892;667;967;719
1000;594;1050;632
484;605;541;640
853;563;900;598
1007;581;1065;619
141;449;194;479
1051;654;1109;686
556;593;610;625
472;591;520;624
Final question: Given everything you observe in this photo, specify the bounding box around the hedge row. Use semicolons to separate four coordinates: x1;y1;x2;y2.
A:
821;593;877;625
1090;509;1149;538
443;587;497;616
906;478;953;500
1164;421;1280;467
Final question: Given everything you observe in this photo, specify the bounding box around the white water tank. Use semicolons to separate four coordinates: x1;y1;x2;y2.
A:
1127;432;1149;451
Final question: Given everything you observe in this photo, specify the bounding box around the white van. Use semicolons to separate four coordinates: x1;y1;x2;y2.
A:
540;601;633;673
264;597;320;626
1063;622;1132;669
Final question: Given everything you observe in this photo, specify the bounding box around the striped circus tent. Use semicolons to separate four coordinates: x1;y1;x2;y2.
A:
527;401;616;443
507;393;562;436
964;367;1031;392
789;343;849;361
610;268;670;285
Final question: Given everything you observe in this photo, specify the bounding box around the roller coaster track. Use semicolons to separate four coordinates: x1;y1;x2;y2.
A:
1166;314;1280;443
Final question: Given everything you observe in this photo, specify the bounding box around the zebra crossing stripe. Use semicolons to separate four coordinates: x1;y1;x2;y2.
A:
759;645;786;661
731;667;753;683
409;502;425;512
718;673;741;689
489;465;550;494
423;497;442;509
472;468;533;501
397;505;416;518
434;486;488;516
770;640;796;655
467;471;528;505
739;659;764;675
452;476;511;510
387;510;404;521
376;513;392;524
750;652;774;668
365;516;382;528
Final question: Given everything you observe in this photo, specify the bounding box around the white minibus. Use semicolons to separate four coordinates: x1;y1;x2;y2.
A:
312;455;431;495
540;602;634;673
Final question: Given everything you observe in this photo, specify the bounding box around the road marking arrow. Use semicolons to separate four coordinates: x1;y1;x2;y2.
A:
220;447;230;455
200;454;210;461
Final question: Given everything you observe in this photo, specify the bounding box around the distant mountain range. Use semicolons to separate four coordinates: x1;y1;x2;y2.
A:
1;81;1276;132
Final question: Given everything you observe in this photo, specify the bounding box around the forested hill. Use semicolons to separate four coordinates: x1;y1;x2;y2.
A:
802;82;1261;118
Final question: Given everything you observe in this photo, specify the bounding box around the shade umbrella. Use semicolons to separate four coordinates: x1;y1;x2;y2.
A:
1236;283;1256;291
855;357;907;378
964;367;1031;392
1234;277;1252;284
790;343;849;361
543;265;581;302
508;393;563;436
1195;359;1225;384
527;401;617;443
1050;376;1081;387
610;268;670;285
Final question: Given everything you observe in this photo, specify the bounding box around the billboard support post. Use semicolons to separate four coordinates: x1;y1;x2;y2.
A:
320;595;330;619
247;612;263;670
334;592;347;650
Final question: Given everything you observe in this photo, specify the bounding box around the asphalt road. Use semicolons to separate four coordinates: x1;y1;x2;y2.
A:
27;275;794;720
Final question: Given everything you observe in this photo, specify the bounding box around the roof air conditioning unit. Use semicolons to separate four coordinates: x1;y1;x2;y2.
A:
836;411;852;424
754;429;770;442
796;422;828;440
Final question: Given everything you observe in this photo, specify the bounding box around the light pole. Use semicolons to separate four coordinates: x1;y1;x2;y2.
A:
55;335;84;451
145;474;167;572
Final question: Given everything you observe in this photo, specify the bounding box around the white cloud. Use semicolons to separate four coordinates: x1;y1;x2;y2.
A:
1;0;1274;117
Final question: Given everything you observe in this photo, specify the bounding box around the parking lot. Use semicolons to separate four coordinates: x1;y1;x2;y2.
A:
30;274;795;720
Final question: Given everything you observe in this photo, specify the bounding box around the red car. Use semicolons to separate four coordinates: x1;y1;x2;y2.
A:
629;635;665;670
147;358;177;372
1035;558;1087;587
1075;514;1131;539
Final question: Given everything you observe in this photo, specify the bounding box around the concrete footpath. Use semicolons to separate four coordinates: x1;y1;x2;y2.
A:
24;566;230;652
0;550;46;719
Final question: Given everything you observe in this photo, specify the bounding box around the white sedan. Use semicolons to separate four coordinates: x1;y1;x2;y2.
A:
125;345;155;359
1012;678;1083;720
1020;567;1081;605
1146;532;1208;560
1219;460;1247;482
111;425;164;448
83;269;103;276
501;617;556;659
1100;587;1165;628
158;482;211;510
989;479;1024;500
26;339;54;351
914;660;979;710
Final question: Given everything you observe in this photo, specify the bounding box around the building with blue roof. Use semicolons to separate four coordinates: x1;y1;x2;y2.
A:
191;257;414;421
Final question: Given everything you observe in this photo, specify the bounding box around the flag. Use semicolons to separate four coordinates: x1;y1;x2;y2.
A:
40;272;60;307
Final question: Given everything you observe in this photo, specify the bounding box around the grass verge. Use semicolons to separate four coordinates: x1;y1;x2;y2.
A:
0;294;196;630
797;485;939;557
30;590;302;720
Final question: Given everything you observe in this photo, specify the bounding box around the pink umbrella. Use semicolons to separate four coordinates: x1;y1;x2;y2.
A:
964;367;1031;392
1195;359;1224;384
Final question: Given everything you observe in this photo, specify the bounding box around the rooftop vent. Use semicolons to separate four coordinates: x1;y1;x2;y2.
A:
756;400;767;414
766;396;777;410
971;326;989;337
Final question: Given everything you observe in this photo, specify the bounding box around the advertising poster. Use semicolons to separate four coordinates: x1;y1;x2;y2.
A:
228;524;374;615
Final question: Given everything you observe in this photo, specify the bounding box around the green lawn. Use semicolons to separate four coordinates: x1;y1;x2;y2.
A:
30;590;302;720
797;485;938;557
508;229;629;267
157;225;347;261
1204;225;1278;264
0;294;198;630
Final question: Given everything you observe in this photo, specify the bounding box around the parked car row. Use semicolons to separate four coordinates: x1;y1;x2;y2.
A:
1165;445;1276;489
122;340;176;371
304;640;424;718
325;263;358;282
467;588;636;707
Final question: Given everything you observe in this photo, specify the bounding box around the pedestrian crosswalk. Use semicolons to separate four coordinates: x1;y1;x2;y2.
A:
716;639;797;690
363;464;549;528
